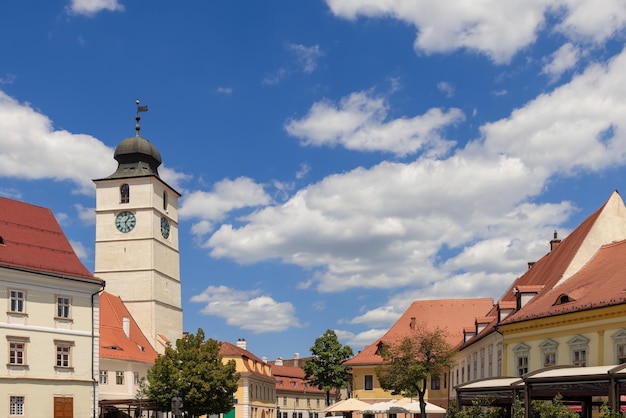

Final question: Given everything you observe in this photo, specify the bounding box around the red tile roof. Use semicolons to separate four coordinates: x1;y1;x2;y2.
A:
99;291;158;363
346;298;494;365
272;364;327;394
462;191;624;347
0;197;97;281
220;341;273;378
501;239;626;323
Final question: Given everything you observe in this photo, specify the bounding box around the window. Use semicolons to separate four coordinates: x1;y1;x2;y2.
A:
9;341;26;365
540;339;558;367
430;376;441;390
488;345;493;378
295;397;299;407
573;349;587;366
496;344;503;376
568;335;589;367
473;352;478;380
283;397;287;406
56;296;71;318
163;191;168;210
134;372;140;385
99;370;108;384
10;395;24;416
56;345;70;368
364;374;374;390
612;329;626;364
480;348;485;379
513;343;530;377
116;371;125;385
120;184;130;203
9;290;25;313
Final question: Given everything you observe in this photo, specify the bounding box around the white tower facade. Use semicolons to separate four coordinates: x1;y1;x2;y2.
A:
93;114;182;353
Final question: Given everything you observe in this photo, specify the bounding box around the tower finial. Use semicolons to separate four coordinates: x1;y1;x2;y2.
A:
135;99;149;136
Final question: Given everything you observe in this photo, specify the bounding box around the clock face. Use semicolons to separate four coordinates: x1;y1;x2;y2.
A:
115;211;136;233
160;216;170;239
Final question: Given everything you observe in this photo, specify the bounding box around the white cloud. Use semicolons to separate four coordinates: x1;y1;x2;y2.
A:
190;285;301;333
74;204;96;225
346;328;388;348
541;43;581;82
0;91;190;196
67;0;124;16
287;43;325;73
325;0;626;63
348;305;402;327
179;177;271;236
69;239;90;262
0;91;115;195
206;47;626;299
437;81;455;98
285;91;464;156
216;86;233;95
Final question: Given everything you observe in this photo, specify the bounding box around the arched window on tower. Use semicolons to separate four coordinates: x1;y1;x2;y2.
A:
120;184;130;204
163;190;168;210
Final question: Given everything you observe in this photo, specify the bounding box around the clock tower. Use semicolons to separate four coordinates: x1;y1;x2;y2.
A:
93;103;182;353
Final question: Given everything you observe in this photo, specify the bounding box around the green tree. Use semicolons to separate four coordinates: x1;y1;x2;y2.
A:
146;329;240;416
303;329;354;406
530;394;578;418
375;325;455;418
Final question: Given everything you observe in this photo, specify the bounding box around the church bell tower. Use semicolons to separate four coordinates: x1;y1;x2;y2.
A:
93;101;182;353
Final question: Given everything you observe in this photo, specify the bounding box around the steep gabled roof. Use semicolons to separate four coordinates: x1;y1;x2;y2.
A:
0;197;96;281
501;239;626;324
346;298;494;365
99;291;158;364
462;190;626;347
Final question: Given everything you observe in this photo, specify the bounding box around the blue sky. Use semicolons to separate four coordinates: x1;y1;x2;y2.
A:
2;0;626;361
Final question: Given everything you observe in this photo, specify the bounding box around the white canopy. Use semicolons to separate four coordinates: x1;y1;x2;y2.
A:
397;401;446;414
359;401;405;414
325;399;372;413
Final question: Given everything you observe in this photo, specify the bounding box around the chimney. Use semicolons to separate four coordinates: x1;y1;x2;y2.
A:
409;317;416;330
275;357;283;366
528;261;536;269
122;317;130;339
550;230;561;251
236;338;247;351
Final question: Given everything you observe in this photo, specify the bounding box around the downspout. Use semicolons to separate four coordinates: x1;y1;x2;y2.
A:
92;281;106;418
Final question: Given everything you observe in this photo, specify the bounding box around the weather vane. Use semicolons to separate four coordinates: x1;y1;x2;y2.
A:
135;99;149;136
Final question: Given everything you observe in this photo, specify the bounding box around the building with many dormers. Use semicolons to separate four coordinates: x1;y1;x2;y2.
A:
454;191;626;417
0;197;105;418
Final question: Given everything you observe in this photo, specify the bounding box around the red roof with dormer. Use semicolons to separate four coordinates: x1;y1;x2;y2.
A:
220;341;274;378
501;239;626;324
99;291;158;363
0;197;97;281
346;298;494;366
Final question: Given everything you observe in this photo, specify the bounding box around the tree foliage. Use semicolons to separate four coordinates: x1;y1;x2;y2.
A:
146;329;240;416
375;325;455;418
529;394;579;418
303;329;354;406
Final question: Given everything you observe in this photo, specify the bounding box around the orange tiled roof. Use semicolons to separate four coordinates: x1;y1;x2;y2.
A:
0;197;97;281
272;364;327;394
220;341;273;378
99;291;158;363
346;298;494;365
501;239;626;324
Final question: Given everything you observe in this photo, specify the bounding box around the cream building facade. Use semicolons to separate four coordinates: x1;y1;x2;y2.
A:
0;197;105;418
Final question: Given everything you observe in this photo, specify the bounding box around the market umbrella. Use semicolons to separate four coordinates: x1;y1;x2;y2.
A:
396;401;446;414
359;401;407;414
325;399;372;413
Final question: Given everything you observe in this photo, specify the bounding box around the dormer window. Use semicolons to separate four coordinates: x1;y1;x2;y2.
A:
554;294;574;305
120;184;130;204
